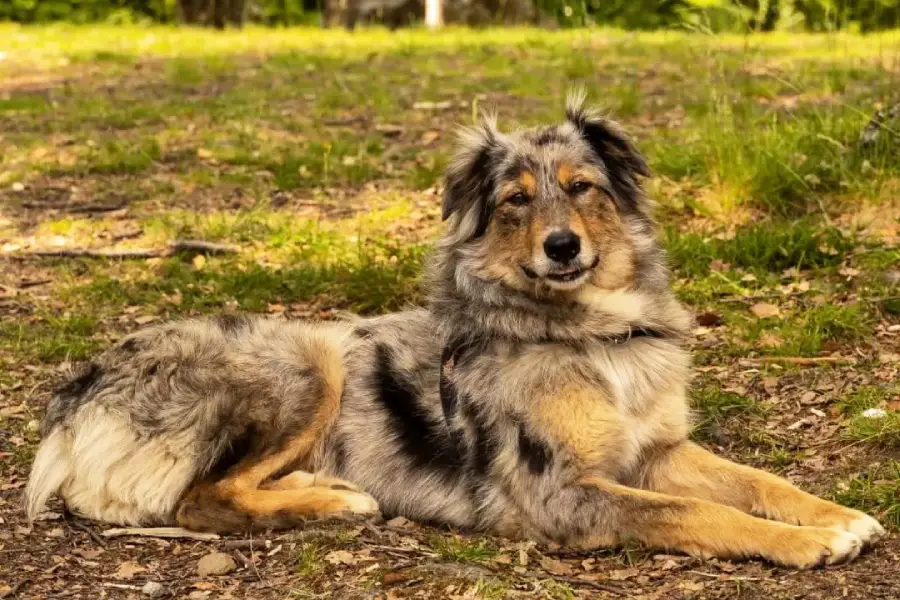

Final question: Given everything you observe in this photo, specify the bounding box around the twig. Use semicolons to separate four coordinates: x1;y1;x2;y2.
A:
24;248;163;259
16;239;239;261
169;239;239;255
101;527;220;541
67;200;129;214
233;548;254;570
719;291;807;304
222;539;272;549
750;356;855;366
101;583;142;591
687;570;761;581
362;544;438;557
524;571;629;596
247;528;263;581
70;520;108;547
16;279;52;289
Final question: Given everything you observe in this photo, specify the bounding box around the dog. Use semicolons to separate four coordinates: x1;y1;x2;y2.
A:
25;93;884;568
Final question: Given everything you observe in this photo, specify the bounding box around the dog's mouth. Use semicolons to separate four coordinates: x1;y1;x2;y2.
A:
521;256;600;286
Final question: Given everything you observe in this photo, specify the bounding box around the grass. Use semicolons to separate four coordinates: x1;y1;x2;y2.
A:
1;22;899;562
833;462;900;530
690;384;765;443
430;535;497;564
294;541;325;578
839;385;900;448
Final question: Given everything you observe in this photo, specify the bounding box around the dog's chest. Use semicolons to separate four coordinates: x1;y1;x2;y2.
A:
523;340;690;475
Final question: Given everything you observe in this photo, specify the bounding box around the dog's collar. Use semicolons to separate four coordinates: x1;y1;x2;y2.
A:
597;325;669;345
438;325;670;420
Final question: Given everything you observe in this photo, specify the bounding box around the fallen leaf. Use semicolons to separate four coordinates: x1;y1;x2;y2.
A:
608;568;639;581
413;100;453;110
114;560;147;580
196;148;213;159
750;302;780;318
419;130;441;145
741;273;757;282
710;259;731;272
679;581;705;592
695;310;723;327
134;315;158;325
196;552;236;577
383;572;410;585
385;516;411;528
799;391;818;404
324;550;356;566
192;254;206;270
758;332;784;348
839;267;860;278
539;557;573;576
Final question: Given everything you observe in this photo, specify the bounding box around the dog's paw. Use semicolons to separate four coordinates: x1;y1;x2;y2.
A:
830;511;885;547
766;527;862;569
335;490;380;515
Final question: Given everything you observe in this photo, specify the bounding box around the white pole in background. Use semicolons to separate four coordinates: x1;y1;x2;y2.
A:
425;0;443;29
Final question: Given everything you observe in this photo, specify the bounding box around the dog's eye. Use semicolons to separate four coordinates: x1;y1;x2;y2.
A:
570;181;592;194
507;192;530;207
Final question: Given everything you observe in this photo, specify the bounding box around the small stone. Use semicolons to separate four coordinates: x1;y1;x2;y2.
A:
11;182;25;192
142;581;165;597
862;408;887;419
196;552;236;577
884;270;900;286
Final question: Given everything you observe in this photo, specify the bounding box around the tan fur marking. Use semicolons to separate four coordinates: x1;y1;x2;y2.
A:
581;476;861;568
558;164;599;188
520;170;536;196
640;442;881;533
532;385;625;468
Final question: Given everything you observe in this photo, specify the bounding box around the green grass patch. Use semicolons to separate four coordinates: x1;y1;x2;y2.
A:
832;462;900;531
0;315;101;362
745;303;872;356
69;241;426;316
294;541;325;578
690;384;765;443
430;535;497;564
665;221;852;277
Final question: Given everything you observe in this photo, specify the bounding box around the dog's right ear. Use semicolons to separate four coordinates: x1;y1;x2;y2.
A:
442;117;503;238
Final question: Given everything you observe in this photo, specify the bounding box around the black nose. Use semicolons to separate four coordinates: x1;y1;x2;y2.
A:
543;230;581;263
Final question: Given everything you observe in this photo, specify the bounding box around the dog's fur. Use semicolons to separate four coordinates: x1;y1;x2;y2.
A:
26;94;884;568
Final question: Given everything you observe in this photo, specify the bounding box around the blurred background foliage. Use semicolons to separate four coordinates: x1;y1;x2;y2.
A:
1;0;899;32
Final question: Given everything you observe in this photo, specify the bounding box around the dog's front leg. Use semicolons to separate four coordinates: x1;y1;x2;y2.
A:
635;442;884;545
515;475;863;569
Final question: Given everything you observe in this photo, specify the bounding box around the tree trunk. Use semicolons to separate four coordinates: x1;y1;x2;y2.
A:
425;0;442;28
212;0;227;28
178;0;203;24
227;0;246;26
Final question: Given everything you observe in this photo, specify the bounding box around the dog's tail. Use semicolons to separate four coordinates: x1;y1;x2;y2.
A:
24;426;73;522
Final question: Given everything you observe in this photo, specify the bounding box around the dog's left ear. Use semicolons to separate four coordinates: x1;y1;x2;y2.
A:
442;116;504;238
566;92;650;214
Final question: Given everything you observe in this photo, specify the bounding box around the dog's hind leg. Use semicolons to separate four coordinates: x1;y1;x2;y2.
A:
175;415;379;532
636;442;884;546
175;340;379;533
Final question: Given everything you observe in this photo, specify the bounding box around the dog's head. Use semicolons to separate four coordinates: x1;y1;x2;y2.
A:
440;92;654;296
